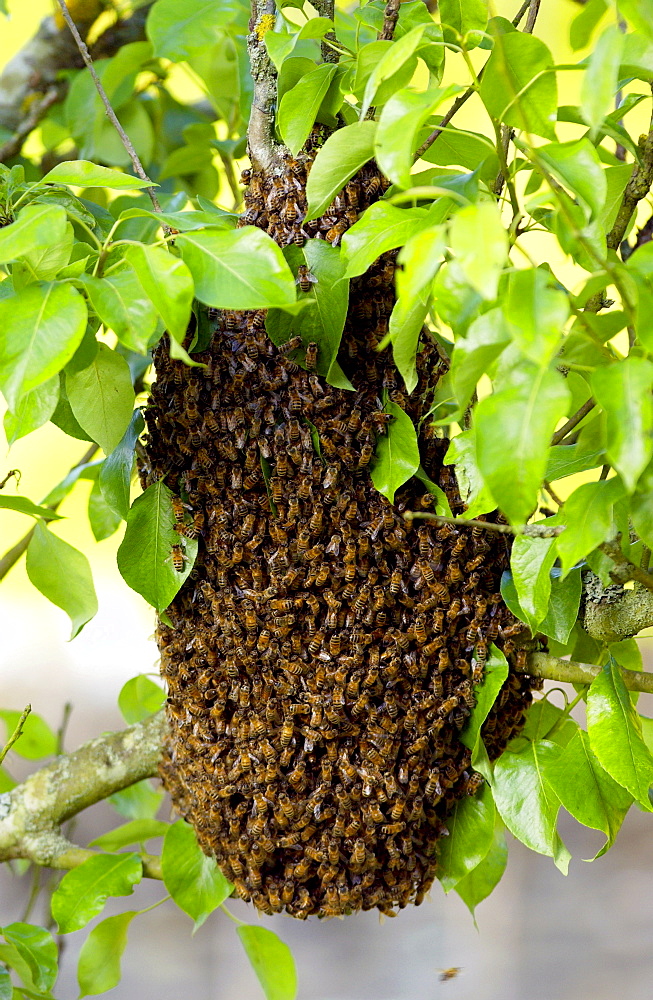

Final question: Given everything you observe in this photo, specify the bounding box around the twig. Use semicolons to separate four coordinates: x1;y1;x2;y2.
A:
0;470;21;490
414;0;534;160
600;537;653;592
402;512;565;537
550;398;596;445
0;705;32;766
605;91;653;252
0;87;60;164
524;0;542;34
522;651;653;694
378;0;401;41
0;444;97;582
54;0;163;215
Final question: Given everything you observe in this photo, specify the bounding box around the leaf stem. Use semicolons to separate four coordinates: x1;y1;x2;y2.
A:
550;398;596;444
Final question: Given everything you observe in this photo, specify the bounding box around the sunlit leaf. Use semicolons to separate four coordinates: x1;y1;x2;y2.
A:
51;854;142;934
369;400;420;502
25;523;98;639
590;357;653;492
78;911;137;998
305;121;377;221
118;674;165;724
237;926;297;1000
480;31;557;140
438;783;495;892
41;161;152;190
65;344;134;456
1;925;57;992
161;820;233;929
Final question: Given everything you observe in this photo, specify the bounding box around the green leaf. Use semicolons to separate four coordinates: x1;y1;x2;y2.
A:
439;0;488;40
539;567;583;644
108;780;164;821
118;675;165;725
503;268;569;364
396;227;445;302
570;0;607;50
449;307;510;409
581;24;624;139
388;291;429;395
77;911;137;998
586;659;653;809
0;711;57;761
480;31;557;140
41;161;152;190
0;965;10;1000
557;477;624;576
147;0;245;60
461;644;509;761
0;496;62;521
51;854;143;934
3;377;59;445
475;366;570;524
546;442;604;481
161;820;233;929
491;739;570;873
590;358;653;492
278;64;338;156
369;400;420;502
341;203;431;279
438;783;495;892
88;479;122;542
89;820;169;852
414;467;452;515
510;534;557;634
99;409;144;520
25;523;98;639
305;121;378;221
117;480;198;611
537;139;607;221
449;202;507;301
619;0;653;39
544;729;632;858
0;283;87;411
632;487;653;548
237;926;297;1000
444;429;495;518
520;698;578;746
80;272;159;355
0;205;67;266
65;344;134;456
124;245;194;346
375;86;459;189
455;819;507;916
361;25;427;119
1;925;57;992
176;228;296;309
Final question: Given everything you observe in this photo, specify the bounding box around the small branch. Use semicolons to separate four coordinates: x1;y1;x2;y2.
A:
0;87;60;165
512;0;532;25
599;538;653;592
524;0;542;34
0;444;97;583
522;651;653;694
402;512;564;538
0;712;166;874
313;0;339;63
54;0;163;214
247;0;280;171
378;0;401;41
50;845;162;880
0;706;32;766
606;91;653;252
550;398;596;445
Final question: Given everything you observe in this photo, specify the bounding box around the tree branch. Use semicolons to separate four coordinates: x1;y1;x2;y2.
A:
600;538;653;593
0;706;31;766
0;712;166;876
582;579;653;644
0;87;60;165
378;0;401;42
247;0;279;171
521;651;653;693
313;0;339;63
54;0;162;214
606;91;653;252
550;398;596;445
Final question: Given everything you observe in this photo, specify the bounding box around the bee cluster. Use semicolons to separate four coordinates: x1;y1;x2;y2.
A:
141;141;534;919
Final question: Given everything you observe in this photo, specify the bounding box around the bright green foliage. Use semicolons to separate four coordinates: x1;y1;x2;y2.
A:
161;821;233;929
51;853;143;933
237;926;298;1000
3;1;653;995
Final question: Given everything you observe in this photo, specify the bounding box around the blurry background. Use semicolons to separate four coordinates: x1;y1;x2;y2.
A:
2;1;653;998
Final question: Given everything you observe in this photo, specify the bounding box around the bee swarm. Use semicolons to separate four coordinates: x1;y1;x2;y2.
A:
142;135;534;919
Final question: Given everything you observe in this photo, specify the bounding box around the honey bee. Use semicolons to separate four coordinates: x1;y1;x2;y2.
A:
169;544;185;572
278;335;302;357
296;264;318;293
364;176;382;198
439;968;462;983
280;719;294;747
358;442;374;468
325;219;348;246
305;342;318;371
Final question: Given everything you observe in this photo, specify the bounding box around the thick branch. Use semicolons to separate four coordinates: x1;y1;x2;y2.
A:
522;651;653;693
606;92;653;251
247;0;279;171
0;712;165;874
378;0;401;41
582;580;653;644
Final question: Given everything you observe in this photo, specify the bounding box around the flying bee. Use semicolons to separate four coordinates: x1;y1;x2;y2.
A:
296;264;318;293
439;968;462;983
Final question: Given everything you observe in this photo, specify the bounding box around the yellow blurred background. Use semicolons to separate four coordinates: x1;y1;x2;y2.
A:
2;4;653;1000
